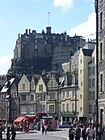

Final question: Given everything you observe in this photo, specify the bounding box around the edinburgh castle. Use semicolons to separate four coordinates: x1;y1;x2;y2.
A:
8;27;85;76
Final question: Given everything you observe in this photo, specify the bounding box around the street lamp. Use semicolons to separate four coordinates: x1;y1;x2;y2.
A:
5;94;10;127
37;95;41;113
74;89;77;116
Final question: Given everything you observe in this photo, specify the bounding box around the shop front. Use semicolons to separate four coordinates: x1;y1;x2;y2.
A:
60;112;75;123
14;115;36;132
14;116;27;132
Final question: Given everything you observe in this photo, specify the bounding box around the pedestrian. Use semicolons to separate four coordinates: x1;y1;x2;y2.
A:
11;125;16;140
44;125;48;135
75;125;81;140
82;126;87;140
92;127;95;140
0;128;2;140
42;125;45;135
19;123;22;132
6;127;11;140
0;123;3;140
68;125;75;140
97;127;103;140
86;125;93;140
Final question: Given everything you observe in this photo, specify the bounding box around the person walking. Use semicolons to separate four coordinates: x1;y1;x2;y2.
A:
97;127;103;140
75;125;81;140
68;125;75;140
42;125;45;135
82;126;87;140
0;128;2;140
19;123;22;132
0;123;3;140
92;127;95;140
6;127;11;140
44;125;48;135
86;125;93;140
11;125;16;140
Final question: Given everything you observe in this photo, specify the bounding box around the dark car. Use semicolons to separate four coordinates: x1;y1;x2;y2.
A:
58;122;70;128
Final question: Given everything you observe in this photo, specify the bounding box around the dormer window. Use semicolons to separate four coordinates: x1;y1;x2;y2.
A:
51;81;54;87
39;85;43;91
80;59;82;63
22;84;25;90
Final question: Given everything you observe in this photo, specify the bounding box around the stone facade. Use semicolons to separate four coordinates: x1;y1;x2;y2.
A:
47;72;60;115
18;74;36;116
0;37;96;123
88;48;96;122
0;78;19;122
98;0;105;129
35;75;48;113
78;48;94;119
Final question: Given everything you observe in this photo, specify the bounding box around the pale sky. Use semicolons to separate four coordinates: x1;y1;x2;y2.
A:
0;0;96;75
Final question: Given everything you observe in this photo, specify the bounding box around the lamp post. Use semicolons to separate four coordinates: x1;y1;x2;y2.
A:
37;95;41;113
74;88;77;116
5;94;11;125
5;96;9;127
95;0;99;139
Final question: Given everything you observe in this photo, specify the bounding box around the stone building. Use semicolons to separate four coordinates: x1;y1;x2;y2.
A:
88;47;96;122
0;77;19;122
35;75;48;113
18;74;38;116
98;0;105;129
61;40;96;123
60;79;78;123
78;48;94;120
47;71;60;115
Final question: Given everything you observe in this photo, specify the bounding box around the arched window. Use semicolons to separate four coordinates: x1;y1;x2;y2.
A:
72;103;75;112
67;103;69;112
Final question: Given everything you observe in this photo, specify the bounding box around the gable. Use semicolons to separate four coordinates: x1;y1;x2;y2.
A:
36;77;47;93
48;74;58;88
18;74;30;92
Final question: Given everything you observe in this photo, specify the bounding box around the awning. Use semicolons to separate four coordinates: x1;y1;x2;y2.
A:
14;116;25;123
25;115;36;120
42;116;53;119
60;112;75;117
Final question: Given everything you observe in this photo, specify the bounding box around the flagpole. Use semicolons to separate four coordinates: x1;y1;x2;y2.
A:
48;12;50;27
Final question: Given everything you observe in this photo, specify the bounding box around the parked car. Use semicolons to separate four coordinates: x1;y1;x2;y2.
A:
58;122;70;128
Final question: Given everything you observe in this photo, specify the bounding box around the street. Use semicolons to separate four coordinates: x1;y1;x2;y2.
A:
2;128;68;140
3;128;103;140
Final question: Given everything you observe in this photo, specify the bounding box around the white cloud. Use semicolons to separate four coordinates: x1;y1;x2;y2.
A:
0;54;13;75
68;11;96;39
53;0;74;12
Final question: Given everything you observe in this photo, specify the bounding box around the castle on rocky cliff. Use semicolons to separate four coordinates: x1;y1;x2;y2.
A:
8;27;85;76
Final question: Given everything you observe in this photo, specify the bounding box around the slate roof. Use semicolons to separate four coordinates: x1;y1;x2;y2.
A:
88;60;92;64
42;75;49;86
82;49;93;56
1;78;15;92
20;74;40;85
